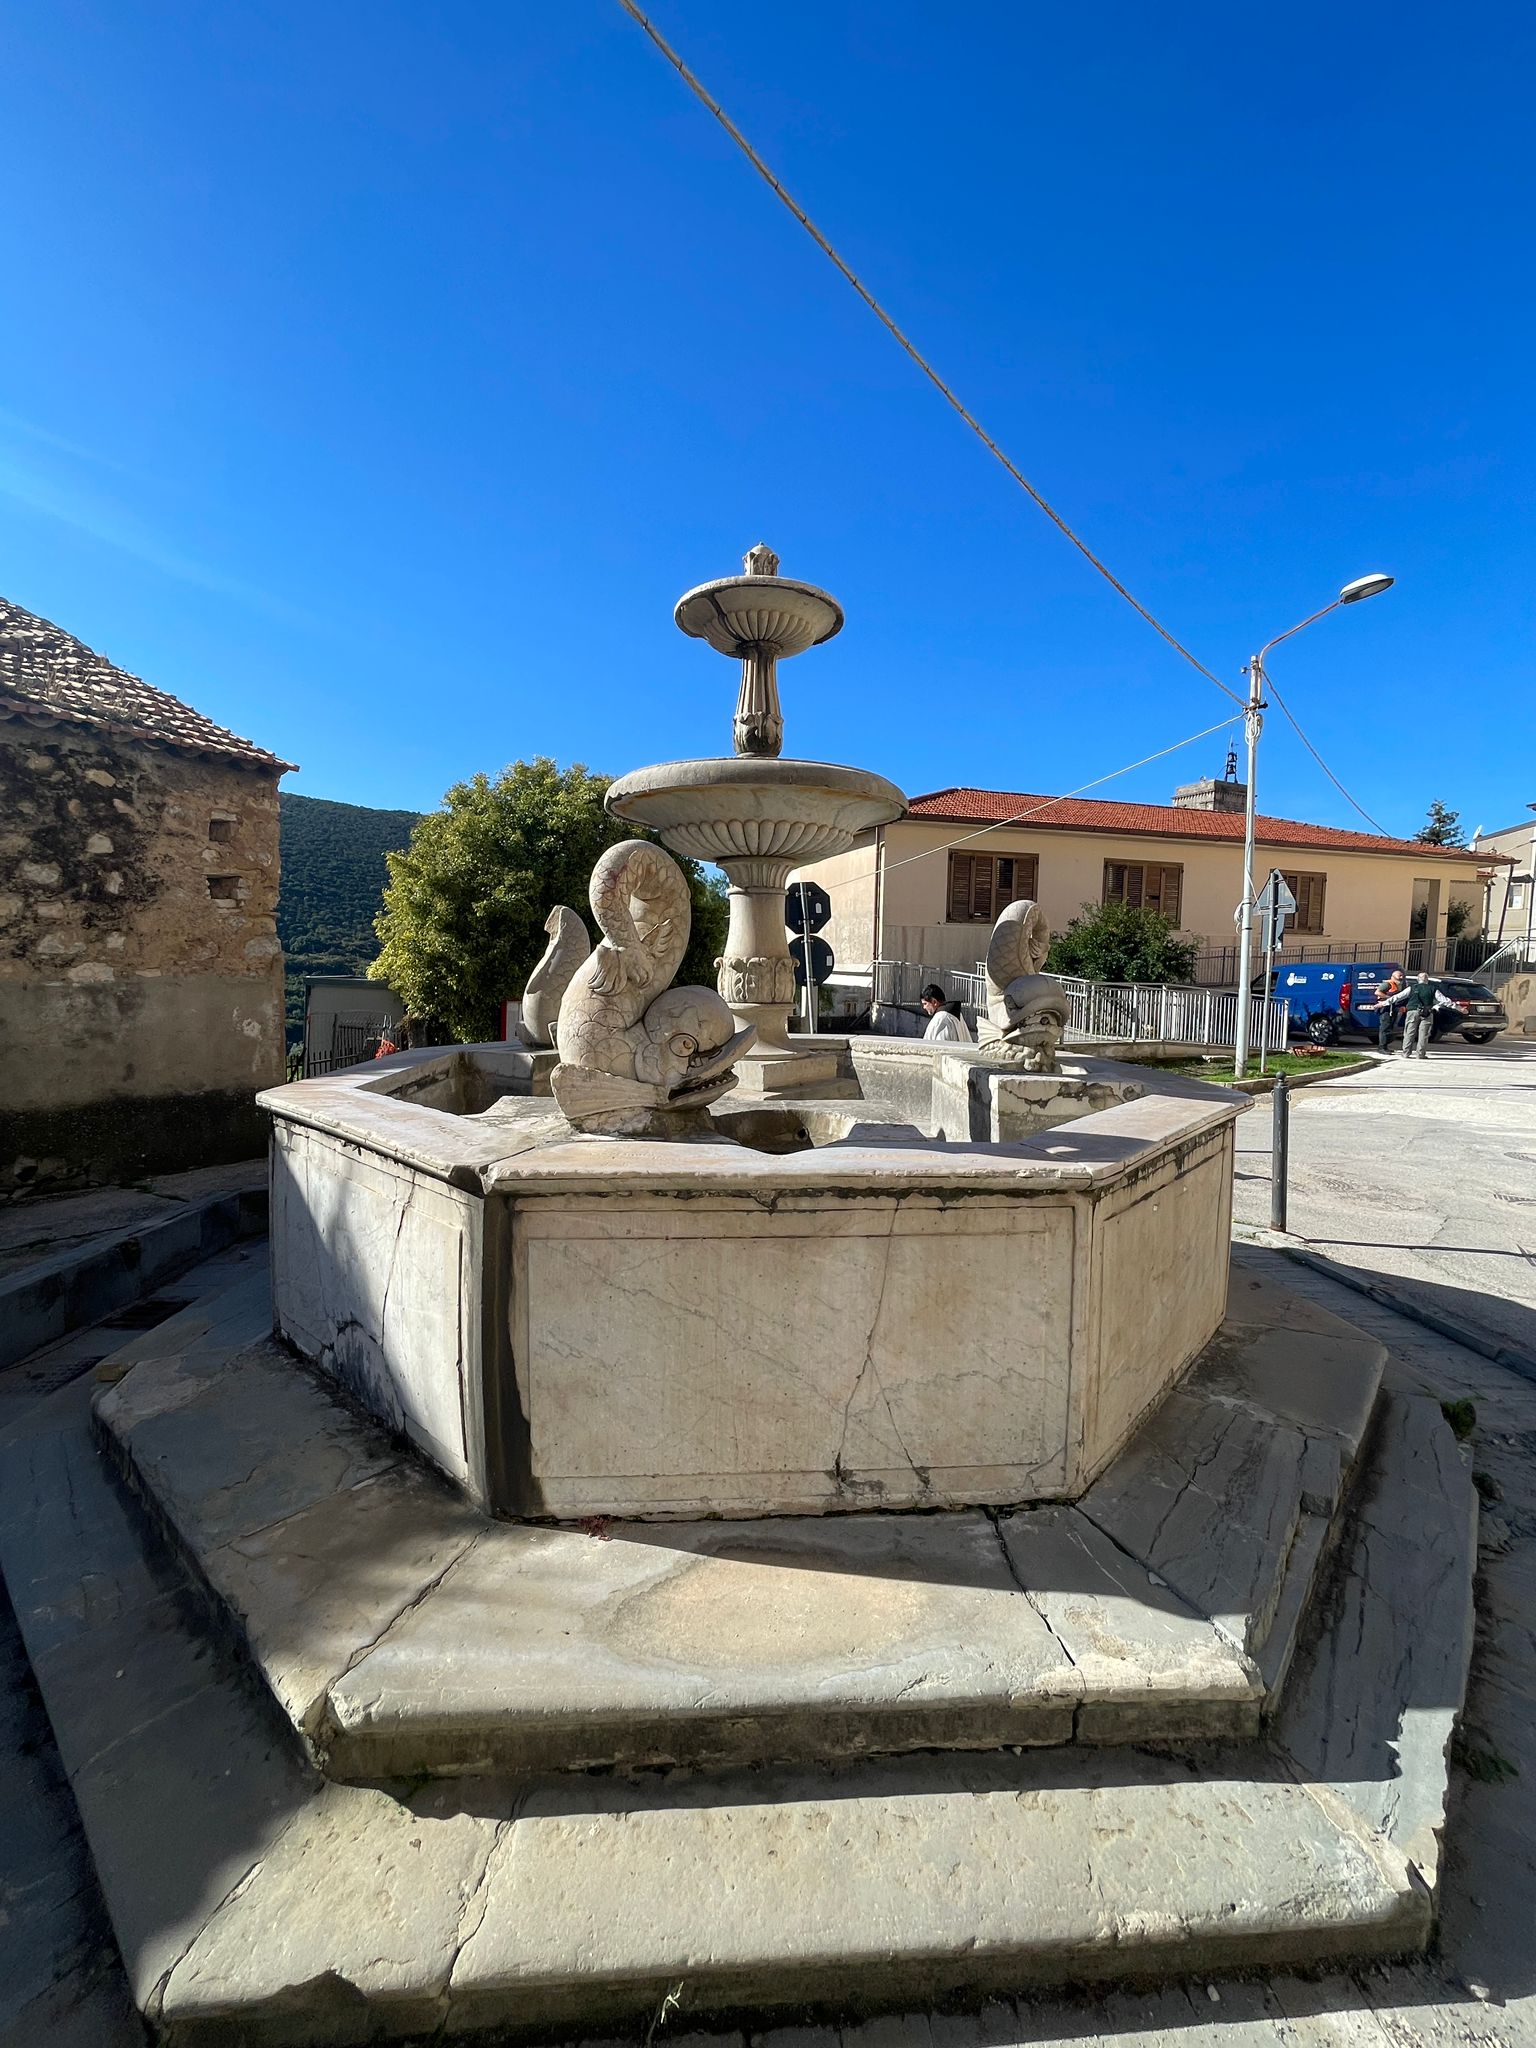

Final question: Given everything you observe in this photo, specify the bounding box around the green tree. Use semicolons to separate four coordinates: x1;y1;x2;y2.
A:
1045;899;1200;984
1415;800;1465;847
370;758;729;1042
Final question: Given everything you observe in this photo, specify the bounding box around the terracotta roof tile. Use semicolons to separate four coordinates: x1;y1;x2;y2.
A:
0;597;295;773
905;787;1496;864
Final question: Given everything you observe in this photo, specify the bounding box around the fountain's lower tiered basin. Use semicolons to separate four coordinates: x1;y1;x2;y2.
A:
261;1040;1238;1521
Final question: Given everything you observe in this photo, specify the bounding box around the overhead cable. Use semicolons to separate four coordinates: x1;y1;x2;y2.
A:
1261;679;1391;837
613;0;1245;709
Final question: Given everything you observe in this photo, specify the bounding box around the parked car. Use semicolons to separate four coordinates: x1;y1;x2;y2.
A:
1432;979;1508;1044
1270;962;1508;1046
1270;961;1403;1045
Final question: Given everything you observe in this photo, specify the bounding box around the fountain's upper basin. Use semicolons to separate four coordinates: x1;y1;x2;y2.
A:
606;755;906;865
674;574;844;657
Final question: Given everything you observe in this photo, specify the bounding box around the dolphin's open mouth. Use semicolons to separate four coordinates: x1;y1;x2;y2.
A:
667;1025;757;1100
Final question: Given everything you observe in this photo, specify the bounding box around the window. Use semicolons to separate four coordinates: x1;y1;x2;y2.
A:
208;815;236;843
1102;861;1183;923
207;874;241;901
1277;870;1326;935
946;851;1039;923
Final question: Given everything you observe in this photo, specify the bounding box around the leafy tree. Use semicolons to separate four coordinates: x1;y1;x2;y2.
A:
1045;899;1200;985
1415;800;1465;847
370;758;729;1043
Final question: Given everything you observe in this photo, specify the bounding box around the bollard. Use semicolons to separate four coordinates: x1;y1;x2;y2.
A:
1270;1073;1290;1233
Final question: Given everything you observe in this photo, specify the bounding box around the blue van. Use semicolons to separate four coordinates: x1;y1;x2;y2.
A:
1272;962;1403;1045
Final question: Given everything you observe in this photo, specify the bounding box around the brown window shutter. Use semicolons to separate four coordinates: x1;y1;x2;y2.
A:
1104;862;1124;905
1305;874;1325;931
1021;854;1038;900
948;854;972;922
1160;865;1182;924
971;856;995;921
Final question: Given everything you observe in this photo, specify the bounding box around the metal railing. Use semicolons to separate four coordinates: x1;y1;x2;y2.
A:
873;959;1288;1051
302;1012;397;1078
871;959;988;1035
1055;978;1289;1050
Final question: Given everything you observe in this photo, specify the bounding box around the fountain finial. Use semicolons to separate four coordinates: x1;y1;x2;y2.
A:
672;546;844;762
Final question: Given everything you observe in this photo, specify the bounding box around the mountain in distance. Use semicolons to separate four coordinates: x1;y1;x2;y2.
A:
277;792;422;1036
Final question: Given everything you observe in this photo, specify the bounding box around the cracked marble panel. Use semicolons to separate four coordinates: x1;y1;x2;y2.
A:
512;1199;1075;1518
272;1123;480;1488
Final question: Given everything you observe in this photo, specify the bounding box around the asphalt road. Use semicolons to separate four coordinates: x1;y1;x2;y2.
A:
1231;1033;1536;1366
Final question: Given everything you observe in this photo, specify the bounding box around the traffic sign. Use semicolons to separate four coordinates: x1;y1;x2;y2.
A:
784;881;832;936
1256;871;1297;918
789;934;834;989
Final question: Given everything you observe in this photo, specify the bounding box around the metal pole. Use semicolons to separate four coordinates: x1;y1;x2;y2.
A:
1232;658;1265;1079
798;882;819;1035
1259;888;1281;1076
1270;1073;1290;1232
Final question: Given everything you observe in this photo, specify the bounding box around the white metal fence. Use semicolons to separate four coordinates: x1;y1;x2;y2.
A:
1056;978;1290;1051
872;959;1289;1050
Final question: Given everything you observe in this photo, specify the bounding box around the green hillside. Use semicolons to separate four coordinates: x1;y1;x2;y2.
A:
278;793;422;1037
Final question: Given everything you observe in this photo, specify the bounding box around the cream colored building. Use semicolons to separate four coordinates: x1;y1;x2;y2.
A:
794;777;1503;984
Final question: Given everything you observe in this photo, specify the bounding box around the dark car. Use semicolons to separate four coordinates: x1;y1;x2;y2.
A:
1432;980;1507;1045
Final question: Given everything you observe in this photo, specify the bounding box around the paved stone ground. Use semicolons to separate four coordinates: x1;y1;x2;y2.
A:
0;1158;264;1281
3;1172;1536;2042
1230;1037;1536;1366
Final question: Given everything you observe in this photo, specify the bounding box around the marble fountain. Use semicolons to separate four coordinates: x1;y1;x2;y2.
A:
20;548;1474;2043
262;546;1241;1523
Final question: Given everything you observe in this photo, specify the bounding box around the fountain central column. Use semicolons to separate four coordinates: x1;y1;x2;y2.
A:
714;852;802;1054
604;544;907;1091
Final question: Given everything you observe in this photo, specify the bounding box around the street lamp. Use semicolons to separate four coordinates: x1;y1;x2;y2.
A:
1232;572;1395;1079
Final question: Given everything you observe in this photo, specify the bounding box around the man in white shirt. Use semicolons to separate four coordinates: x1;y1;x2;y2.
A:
921;983;973;1044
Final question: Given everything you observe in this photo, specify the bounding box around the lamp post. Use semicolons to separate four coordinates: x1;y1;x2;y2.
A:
1232;572;1395;1080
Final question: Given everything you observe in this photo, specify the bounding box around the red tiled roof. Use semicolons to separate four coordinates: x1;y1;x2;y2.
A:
0;597;295;773
903;788;1497;864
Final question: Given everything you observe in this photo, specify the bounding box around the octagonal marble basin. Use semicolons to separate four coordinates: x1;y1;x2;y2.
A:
606;755;906;866
261;1039;1244;1523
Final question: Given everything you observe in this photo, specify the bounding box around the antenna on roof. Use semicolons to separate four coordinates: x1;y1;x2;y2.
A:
1223;743;1239;783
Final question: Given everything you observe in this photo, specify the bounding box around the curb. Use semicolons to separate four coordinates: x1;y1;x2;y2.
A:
0;1183;268;1373
1226;1057;1378;1096
1236;1227;1536;1385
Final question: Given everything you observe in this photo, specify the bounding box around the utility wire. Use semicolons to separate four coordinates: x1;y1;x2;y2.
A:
1262;678;1391;837
617;2;1402;842
613;0;1245;710
877;716;1240;877
793;716;1240;904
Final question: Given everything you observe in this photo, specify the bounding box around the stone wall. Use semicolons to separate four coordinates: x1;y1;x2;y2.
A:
0;717;285;1193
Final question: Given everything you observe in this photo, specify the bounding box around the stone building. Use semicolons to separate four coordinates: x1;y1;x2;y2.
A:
0;598;294;1195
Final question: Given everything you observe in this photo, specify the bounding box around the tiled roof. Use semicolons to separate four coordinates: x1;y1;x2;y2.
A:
905;787;1498;864
0;597;295;773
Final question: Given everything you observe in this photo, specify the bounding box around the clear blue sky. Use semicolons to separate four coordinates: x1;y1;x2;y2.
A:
2;2;1531;840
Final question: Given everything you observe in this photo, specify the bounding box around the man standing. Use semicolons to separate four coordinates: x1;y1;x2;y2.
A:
1369;968;1407;1053
921;983;973;1043
1400;972;1453;1059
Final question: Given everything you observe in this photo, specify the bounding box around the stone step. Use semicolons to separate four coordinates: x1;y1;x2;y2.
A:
90;1245;1392;1777
89;1261;1384;1780
0;1343;1471;2045
0;1170;267;1371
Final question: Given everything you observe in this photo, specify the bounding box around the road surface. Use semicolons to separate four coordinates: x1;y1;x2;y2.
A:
1231;1034;1536;1366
